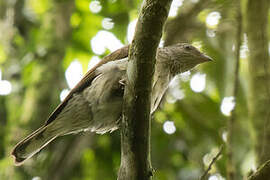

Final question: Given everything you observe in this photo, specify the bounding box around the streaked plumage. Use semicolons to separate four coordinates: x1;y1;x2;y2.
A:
12;43;212;165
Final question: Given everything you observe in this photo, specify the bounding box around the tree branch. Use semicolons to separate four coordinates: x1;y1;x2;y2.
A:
118;0;172;179
200;145;224;180
248;160;270;180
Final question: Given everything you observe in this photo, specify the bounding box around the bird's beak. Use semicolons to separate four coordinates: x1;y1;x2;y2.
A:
201;53;213;62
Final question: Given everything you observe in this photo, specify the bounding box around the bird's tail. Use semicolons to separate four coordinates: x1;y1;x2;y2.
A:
11;123;64;165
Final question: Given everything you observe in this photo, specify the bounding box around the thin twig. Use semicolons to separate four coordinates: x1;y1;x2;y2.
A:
200;145;224;180
248;160;270;180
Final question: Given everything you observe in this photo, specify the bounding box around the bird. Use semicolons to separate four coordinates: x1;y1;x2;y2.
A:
11;43;212;165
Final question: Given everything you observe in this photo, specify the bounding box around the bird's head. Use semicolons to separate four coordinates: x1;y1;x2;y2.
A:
157;43;212;75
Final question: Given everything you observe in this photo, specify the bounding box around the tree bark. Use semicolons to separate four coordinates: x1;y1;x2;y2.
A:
118;0;172;179
246;0;270;164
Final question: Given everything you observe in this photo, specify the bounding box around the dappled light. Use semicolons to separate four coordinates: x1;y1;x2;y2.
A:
89;1;102;13
190;73;206;93
179;71;191;82
65;60;83;89
127;19;137;43
220;96;235;116
31;176;41;180
240;34;249;59
207;29;216;38
168;0;183;17
208;174;225;180
168;75;185;102
60;89;70;102
102;18;114;30
0;80;12;95
88;56;101;70
241;151;257;175
192;41;202;50
169;88;185;101
203;147;220;166
163;121;176;134
0;69;12;96
91;30;124;55
222;131;227;142
206;12;221;28
159;40;164;47
1;0;270;179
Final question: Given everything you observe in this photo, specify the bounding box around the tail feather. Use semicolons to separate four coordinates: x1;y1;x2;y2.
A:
11;124;59;165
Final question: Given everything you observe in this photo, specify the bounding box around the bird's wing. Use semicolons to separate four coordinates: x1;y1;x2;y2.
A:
45;71;100;125
45;45;129;126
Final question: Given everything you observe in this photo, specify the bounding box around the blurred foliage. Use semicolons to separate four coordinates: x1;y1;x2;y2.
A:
0;0;269;180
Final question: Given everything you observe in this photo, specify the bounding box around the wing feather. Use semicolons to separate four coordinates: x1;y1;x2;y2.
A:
45;45;129;125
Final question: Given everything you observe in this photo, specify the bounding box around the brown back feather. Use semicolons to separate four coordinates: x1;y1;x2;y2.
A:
45;45;130;125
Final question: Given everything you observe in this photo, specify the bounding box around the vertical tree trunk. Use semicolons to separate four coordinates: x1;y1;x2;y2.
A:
118;0;172;179
246;0;270;164
226;1;242;179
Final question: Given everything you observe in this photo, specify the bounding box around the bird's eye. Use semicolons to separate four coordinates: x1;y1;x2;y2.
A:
184;45;192;50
